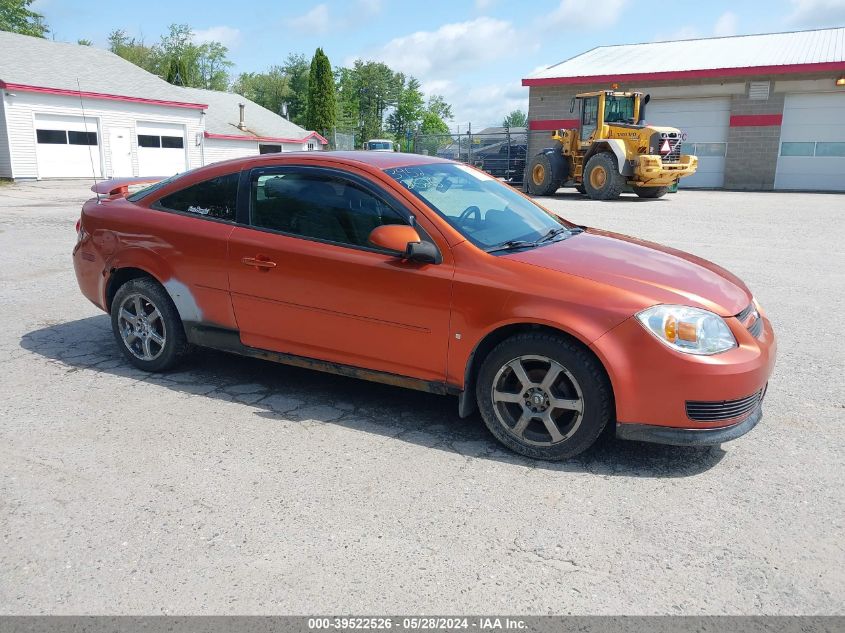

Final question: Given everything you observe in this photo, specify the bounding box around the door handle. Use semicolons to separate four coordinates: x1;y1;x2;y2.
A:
241;256;277;270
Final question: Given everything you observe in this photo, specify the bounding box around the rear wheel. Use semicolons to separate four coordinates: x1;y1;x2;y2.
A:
527;152;564;196
633;185;669;199
583;152;625;200
111;277;188;372
476;333;613;460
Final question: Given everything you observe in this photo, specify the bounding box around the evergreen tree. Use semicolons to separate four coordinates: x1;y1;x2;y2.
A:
306;47;336;138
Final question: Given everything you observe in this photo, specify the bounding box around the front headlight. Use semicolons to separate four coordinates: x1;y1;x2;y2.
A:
636;305;737;355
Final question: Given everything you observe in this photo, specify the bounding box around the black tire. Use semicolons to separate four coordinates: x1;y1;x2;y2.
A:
583;152;626;200
633;185;669;199
475;332;613;460
526;152;564;196
110;277;189;372
575;185;587;195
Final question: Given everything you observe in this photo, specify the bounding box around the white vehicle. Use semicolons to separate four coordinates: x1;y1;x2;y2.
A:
363;139;396;152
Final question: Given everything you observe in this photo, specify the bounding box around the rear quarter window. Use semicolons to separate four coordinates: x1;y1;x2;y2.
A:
154;173;239;221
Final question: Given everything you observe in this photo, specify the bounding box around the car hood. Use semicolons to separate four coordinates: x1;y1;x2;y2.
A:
507;229;751;317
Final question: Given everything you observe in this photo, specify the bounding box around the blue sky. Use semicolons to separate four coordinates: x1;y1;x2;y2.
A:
35;0;845;130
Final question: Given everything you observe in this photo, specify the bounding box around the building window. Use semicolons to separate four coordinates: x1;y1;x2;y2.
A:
138;134;160;148
68;131;98;146
161;135;184;149
815;142;845;157
308;142;316;150
691;142;726;157
780;142;816;157
260;144;282;154
139;134;184;149
36;129;68;144
155;173;239;221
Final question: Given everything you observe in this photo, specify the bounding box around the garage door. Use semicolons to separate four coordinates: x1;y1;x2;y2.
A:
136;122;186;177
34;114;102;179
646;97;730;188
775;93;845;191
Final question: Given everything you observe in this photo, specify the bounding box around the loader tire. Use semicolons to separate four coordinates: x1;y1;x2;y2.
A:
527;152;564;196
633;186;669;199
583;152;626;201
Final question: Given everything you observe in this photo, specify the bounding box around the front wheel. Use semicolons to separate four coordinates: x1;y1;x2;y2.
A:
583;152;626;200
633;185;669;199
111;277;189;372
476;333;613;460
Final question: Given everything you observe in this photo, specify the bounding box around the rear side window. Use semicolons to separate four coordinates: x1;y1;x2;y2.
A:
155;173;239;221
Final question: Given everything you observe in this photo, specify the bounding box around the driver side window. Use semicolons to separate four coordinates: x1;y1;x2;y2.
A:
250;171;408;249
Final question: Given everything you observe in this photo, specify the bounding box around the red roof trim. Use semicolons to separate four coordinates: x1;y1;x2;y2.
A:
730;114;783;127
0;81;207;109
521;61;845;86
528;118;580;131
204;131;329;145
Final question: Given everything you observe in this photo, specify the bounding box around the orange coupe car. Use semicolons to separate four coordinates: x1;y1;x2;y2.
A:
73;152;776;460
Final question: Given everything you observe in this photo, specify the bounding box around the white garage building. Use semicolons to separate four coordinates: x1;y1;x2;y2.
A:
524;27;845;191
0;31;326;181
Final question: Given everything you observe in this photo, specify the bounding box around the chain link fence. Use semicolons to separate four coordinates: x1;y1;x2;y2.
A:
331;129;357;151
410;128;528;186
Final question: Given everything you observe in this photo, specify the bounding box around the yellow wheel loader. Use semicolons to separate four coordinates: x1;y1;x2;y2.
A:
526;90;698;200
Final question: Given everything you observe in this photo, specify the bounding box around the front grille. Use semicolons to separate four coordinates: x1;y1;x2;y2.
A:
686;389;764;422
653;132;682;163
736;303;763;339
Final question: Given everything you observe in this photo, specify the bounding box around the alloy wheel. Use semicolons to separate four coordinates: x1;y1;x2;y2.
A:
491;355;585;446
117;293;167;361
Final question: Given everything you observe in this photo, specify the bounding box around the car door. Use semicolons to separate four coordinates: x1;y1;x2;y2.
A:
227;164;454;383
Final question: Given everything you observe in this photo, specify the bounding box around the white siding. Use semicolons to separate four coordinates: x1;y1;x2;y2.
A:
203;137;260;165
0;95;11;178
201;137;307;166
4;92;203;179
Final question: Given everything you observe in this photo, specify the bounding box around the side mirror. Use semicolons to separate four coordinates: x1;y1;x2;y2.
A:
368;225;438;264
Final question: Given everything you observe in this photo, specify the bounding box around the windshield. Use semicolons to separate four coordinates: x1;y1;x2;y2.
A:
384;163;572;249
604;95;636;123
366;141;392;150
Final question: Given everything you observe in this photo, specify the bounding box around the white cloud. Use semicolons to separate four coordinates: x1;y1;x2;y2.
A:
713;11;738;37
354;17;526;80
423;80;528;131
787;0;845;26
192;26;241;48
543;0;630;30
287;4;331;34
475;0;495;9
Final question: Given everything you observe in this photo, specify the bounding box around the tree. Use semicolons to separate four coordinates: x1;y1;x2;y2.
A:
386;76;424;150
502;109;527;128
108;24;233;90
282;53;310;126
335;59;403;143
77;38;93;46
0;0;48;37
232;67;291;116
426;95;453;122
196;41;233;91
107;29;157;73
306;47;336;138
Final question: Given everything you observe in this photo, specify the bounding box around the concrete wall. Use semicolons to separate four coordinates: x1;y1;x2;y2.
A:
525;72;838;190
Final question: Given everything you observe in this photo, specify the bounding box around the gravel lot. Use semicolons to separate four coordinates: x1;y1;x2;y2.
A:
1;179;843;615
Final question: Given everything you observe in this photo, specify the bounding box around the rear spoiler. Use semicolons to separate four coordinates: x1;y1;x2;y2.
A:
91;177;166;197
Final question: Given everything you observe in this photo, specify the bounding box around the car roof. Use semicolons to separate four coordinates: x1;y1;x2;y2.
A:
202;151;453;176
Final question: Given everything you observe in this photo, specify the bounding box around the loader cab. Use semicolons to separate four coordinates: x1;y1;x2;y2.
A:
571;91;644;142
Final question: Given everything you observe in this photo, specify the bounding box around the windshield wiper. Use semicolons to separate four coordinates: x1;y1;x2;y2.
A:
485;240;535;254
534;226;584;245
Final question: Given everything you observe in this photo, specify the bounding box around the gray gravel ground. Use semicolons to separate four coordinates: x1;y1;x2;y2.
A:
0;180;843;615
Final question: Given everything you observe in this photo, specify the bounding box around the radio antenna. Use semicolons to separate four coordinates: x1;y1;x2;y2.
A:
77;78;101;202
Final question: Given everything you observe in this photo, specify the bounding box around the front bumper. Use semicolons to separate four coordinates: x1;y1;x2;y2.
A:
616;402;763;446
631;154;698;186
